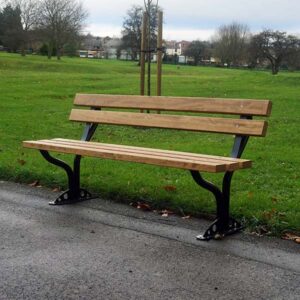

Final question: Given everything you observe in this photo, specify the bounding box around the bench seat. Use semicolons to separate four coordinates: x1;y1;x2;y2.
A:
23;138;252;173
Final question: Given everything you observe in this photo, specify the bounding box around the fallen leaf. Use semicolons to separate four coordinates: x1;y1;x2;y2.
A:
161;213;168;217
17;159;26;166
161;209;174;215
182;215;191;219
137;202;151;211
163;185;177;192
251;225;270;236
282;232;300;243
52;187;61;192
262;209;276;220
248;192;254;198
29;180;39;187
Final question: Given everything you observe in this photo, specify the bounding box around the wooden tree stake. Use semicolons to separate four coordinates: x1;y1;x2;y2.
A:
140;12;147;96
157;11;163;96
140;12;148;112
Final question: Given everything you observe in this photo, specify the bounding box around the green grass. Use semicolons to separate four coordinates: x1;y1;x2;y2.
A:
0;53;299;234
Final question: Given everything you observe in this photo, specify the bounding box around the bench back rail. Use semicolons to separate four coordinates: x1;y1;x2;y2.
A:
71;94;272;138
74;94;272;116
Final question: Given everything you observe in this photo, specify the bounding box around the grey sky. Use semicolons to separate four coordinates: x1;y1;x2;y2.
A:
84;0;300;40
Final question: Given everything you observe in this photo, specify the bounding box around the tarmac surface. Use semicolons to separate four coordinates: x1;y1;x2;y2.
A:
0;181;299;300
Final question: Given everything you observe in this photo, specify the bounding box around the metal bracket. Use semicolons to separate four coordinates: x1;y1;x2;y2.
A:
196;217;243;241
231;115;252;158
49;189;92;205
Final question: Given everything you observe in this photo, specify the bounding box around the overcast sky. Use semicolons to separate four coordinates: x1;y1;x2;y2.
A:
84;0;300;40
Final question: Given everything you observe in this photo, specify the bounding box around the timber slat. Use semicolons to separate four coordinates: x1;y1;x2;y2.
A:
53;139;252;169
74;94;272;116
69;109;268;137
23;139;252;173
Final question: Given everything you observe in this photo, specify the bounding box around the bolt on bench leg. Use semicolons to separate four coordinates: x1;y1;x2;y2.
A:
190;170;243;241
40;151;92;205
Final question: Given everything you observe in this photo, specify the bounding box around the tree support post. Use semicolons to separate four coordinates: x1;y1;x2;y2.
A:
140;11;147;102
156;10;163;114
156;10;163;97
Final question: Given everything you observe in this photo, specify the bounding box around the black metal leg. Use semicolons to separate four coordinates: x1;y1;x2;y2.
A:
40;151;92;205
190;170;243;241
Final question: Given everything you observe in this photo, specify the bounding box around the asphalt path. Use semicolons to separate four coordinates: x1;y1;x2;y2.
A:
0;181;299;299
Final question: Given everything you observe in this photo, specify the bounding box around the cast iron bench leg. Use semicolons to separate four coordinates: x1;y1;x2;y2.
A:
40;150;92;205
190;170;243;241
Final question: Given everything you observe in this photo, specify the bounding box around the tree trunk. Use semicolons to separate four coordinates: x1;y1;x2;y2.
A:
57;46;61;60
21;46;26;56
271;63;279;75
194;56;198;66
47;43;52;59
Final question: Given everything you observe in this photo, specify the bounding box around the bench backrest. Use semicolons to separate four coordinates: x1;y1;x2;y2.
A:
71;94;272;137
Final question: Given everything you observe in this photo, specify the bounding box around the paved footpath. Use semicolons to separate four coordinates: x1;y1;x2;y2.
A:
0;181;299;300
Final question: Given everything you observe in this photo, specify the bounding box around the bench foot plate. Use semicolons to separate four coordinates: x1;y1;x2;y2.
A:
197;217;243;241
49;189;92;205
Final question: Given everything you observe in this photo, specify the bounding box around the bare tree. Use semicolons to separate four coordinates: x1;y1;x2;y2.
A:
184;40;210;65
249;30;300;74
286;45;300;71
143;0;159;47
121;5;143;60
8;0;39;55
214;22;250;67
38;0;87;59
121;3;158;61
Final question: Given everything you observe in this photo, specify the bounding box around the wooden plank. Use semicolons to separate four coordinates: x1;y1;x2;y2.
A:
53;139;252;169
23;140;229;172
74;94;272;116
37;139;234;167
23;139;252;172
69;109;268;137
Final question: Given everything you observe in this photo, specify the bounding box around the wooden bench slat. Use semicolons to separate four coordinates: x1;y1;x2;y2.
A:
23;139;252;172
23;140;226;172
69;109;268;137
74;94;272;116
53;139;252;169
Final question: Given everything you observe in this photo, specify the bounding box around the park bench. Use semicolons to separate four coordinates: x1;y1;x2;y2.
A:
23;94;272;240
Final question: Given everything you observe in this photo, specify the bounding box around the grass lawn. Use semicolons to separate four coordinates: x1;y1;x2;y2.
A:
0;52;299;234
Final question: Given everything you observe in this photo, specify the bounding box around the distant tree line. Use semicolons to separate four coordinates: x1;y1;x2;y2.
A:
183;23;300;75
120;6;300;75
0;0;87;59
1;0;300;74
